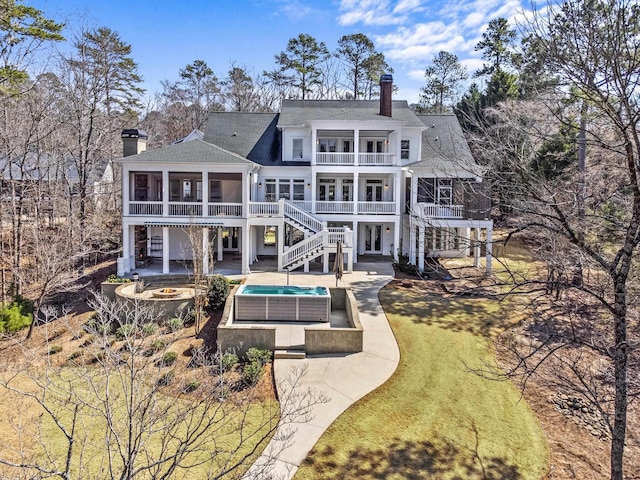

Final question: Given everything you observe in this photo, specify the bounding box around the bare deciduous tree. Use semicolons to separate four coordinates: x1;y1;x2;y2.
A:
0;296;325;479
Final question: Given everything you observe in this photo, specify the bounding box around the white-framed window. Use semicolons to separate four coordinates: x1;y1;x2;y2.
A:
401;140;410;160
292;138;303;159
265;178;306;201
365;139;386;153
417;178;453;205
319;178;336;201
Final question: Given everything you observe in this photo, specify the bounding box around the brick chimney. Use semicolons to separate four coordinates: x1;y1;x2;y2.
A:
121;129;148;157
379;74;393;117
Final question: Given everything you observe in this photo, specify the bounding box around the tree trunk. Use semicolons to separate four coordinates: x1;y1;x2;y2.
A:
611;280;628;480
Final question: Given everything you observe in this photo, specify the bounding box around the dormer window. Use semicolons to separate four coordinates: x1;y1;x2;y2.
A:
401;140;410;160
292;138;303;159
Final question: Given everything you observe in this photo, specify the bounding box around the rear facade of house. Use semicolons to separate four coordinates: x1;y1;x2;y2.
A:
116;76;493;277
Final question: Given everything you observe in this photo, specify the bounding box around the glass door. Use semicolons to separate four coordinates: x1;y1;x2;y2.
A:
366;181;383;202
364;224;382;253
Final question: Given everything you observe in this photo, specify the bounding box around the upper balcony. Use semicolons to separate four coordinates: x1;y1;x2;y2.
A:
126;171;244;218
315;152;395;166
312;131;399;167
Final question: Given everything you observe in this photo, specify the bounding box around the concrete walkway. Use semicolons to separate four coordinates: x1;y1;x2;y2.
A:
239;262;400;480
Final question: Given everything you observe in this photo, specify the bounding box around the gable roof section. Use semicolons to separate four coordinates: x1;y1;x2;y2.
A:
278;99;425;128
116;139;255;166
413;115;483;177
202;112;282;165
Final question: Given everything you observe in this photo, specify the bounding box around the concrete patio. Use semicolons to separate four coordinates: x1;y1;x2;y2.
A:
239;262;399;480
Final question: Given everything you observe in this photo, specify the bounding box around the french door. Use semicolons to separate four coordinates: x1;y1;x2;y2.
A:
364;224;382;254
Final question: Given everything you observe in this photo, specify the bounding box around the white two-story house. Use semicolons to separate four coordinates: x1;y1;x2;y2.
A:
116;75;493;277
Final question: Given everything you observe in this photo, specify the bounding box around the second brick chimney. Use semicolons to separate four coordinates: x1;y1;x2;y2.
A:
379;74;393;117
121;129;148;157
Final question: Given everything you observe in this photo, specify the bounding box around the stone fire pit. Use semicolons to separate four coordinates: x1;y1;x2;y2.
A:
151;288;183;299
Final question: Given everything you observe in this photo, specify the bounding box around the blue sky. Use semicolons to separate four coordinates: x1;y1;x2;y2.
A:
29;0;528;105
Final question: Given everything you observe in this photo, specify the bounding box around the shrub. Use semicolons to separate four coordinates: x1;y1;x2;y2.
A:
165;317;184;332
67;350;82;360
149;339;166;352
106;274;131;283
246;347;272;367
141;322;158;337
243;361;263;385
207;275;230;310
183;380;200;393
48;345;62;355
0;297;33;334
84;316;111;335
115;324;135;340
79;335;95;347
157;370;175;387
220;352;238;372
160;351;178;367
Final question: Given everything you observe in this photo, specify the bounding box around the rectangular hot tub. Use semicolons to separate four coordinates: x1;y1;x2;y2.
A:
234;285;330;322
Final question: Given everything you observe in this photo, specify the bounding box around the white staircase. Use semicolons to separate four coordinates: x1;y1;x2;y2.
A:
281;200;351;271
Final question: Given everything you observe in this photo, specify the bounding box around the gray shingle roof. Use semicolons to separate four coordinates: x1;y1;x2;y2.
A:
202;112;282;165
412;115;483;176
116;139;255;166
278;99;425;128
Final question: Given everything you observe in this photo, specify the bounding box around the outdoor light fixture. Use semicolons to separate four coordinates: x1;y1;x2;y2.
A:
386;227;391;233
384;183;389;189
258;182;262;188
307;183;311;189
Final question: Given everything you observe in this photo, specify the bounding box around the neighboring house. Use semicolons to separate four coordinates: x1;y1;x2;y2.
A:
116;75;493;276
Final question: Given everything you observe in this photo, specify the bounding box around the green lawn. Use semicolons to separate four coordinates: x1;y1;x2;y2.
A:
295;277;549;479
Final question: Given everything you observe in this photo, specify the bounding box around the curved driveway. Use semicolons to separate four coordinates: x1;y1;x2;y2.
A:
242;262;399;480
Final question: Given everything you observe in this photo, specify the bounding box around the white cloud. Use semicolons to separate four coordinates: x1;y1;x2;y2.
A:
338;0;425;26
407;68;425;80
273;0;315;21
393;0;423;14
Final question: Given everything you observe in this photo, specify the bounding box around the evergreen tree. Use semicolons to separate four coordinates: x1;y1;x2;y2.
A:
274;33;329;99
419;51;468;113
335;33;376;99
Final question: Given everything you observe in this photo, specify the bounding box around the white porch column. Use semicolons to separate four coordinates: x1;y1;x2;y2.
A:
394;172;401;215
122;168;130;217
354;129;360;166
409;223;417;264
128;227;135;271
277;223;285;271
418;225;425;271
242;170;249;217
202;227;210;274
310;168;317;214
241;226;250;274
353;172;359;214
485;227;493;273
162;170;169;216
322;251;329;273
311;127;317;165
202;171;208;217
474;227;481;268
393;220;400;262
352;221;359;264
162;227;170;274
121;224;131;273
217;227;224;261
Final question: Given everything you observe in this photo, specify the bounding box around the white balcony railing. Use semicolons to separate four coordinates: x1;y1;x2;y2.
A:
358;153;395;166
357;201;396;214
129;202;162;215
208;203;242;216
316;152;355;165
316;201;354;213
168;202;202;216
249;202;281;216
420;203;464;218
